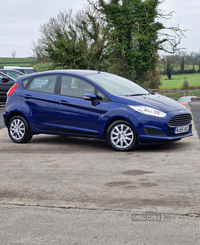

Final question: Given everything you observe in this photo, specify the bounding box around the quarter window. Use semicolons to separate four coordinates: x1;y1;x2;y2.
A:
22;78;30;88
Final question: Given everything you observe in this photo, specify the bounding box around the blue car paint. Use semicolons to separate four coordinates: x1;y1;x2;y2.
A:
4;70;193;147
128;110;192;144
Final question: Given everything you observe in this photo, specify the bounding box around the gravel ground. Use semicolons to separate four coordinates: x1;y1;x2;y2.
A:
189;102;200;139
0;109;4;129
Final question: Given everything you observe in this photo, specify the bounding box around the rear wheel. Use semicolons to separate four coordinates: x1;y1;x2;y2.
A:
106;120;138;151
8;116;32;143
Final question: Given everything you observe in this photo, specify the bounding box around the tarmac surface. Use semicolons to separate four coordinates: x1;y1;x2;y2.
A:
0;109;4;129
0;103;200;244
189;101;200;139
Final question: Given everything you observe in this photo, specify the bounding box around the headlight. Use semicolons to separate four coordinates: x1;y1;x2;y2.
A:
128;105;167;117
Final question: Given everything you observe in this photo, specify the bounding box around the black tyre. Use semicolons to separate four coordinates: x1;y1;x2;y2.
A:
8;115;32;143
106;120;138;151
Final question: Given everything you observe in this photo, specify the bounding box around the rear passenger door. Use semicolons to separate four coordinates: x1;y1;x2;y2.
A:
21;75;57;131
54;75;102;136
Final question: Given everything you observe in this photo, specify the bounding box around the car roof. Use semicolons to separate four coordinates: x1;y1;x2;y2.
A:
41;69;101;76
0;66;35;70
0;69;24;73
17;69;103;80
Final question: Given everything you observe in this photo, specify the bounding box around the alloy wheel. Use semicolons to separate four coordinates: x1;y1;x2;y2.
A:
10;118;26;141
110;123;134;149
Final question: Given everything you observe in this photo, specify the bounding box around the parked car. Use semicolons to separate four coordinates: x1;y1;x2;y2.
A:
177;96;197;105
0;69;24;80
0;72;15;102
0;66;37;74
3;70;193;151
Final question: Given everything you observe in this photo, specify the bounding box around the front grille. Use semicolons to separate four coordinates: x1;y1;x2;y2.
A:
144;127;166;137
168;114;192;127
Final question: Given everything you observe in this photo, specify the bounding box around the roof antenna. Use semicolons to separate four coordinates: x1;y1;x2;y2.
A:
84;57;100;73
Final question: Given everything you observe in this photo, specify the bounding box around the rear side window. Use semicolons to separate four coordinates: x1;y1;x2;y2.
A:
28;75;57;94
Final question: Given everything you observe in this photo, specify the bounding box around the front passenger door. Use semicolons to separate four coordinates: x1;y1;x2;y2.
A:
54;75;101;136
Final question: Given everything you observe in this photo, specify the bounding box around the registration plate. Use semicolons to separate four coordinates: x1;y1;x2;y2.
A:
174;125;189;134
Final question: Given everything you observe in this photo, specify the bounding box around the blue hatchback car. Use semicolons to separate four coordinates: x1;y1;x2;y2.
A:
3;70;193;151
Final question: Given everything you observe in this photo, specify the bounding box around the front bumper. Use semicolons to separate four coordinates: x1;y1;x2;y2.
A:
128;110;193;145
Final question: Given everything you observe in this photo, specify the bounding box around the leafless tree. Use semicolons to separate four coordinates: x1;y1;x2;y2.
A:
11;50;16;58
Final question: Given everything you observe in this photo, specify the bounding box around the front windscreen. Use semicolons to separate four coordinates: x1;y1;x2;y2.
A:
86;73;148;96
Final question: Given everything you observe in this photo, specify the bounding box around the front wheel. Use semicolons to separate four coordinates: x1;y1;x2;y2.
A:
8;116;32;143
106;120;138;151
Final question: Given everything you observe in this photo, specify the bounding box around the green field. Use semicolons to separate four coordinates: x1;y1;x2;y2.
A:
0;57;37;67
160;73;200;90
1;57;200;91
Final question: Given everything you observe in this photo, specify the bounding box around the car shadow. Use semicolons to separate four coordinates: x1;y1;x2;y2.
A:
29;135;111;151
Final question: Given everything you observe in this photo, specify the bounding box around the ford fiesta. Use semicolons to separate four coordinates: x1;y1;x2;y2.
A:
3;70;193;151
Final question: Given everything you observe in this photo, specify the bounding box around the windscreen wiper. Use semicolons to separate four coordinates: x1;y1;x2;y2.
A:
148;91;155;95
126;94;147;96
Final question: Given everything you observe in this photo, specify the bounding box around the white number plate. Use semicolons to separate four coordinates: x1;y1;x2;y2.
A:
174;125;189;134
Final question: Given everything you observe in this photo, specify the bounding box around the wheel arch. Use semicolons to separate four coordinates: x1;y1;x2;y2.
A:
6;112;29;127
104;117;135;138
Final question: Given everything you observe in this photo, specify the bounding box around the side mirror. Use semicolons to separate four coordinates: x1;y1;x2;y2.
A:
83;93;97;100
83;93;99;106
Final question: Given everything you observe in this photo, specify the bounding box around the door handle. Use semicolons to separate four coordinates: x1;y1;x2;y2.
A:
23;94;32;99
58;100;69;105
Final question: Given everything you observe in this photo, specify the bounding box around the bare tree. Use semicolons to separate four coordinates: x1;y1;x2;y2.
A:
178;51;187;72
11;50;16;58
196;51;200;72
188;52;198;71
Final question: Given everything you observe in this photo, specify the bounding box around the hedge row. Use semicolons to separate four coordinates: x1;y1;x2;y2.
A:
161;69;200;75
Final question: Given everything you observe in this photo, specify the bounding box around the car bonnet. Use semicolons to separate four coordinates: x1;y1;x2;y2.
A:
110;93;188;113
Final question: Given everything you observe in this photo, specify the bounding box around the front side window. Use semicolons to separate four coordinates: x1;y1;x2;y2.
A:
28;75;57;94
60;75;95;98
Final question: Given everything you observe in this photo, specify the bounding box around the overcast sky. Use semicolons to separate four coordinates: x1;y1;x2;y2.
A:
0;0;200;58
